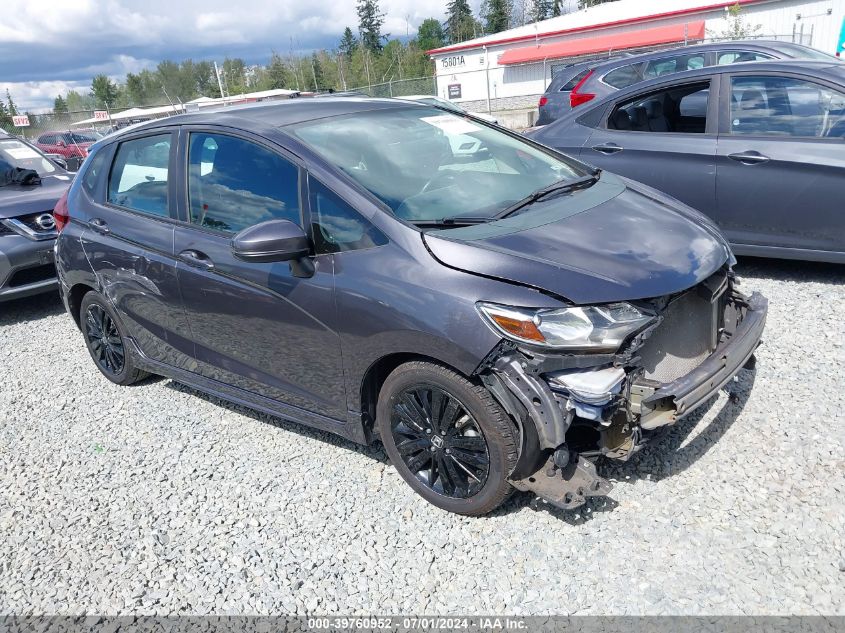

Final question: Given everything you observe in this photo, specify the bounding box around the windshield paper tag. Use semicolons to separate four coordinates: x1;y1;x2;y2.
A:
421;115;481;135
6;147;41;160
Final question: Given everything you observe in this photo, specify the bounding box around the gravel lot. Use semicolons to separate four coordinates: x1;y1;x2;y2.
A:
1;258;843;616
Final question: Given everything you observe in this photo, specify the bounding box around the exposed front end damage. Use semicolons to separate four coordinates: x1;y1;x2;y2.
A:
476;269;768;512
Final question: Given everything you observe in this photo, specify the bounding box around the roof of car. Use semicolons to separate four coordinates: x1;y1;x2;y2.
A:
585;59;844;104
107;96;421;138
582;40;836;74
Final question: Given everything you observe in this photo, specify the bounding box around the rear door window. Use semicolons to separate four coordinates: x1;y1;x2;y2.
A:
107;134;171;217
730;75;845;137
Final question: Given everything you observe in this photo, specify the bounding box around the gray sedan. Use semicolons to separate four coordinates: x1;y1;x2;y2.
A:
530;60;845;263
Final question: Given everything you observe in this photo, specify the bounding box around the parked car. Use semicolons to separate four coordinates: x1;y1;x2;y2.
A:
0;131;73;301
529;60;845;263
54;98;766;515
35;129;101;171
537;61;600;126
535;40;840;125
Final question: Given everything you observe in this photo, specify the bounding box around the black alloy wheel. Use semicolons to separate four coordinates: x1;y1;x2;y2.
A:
377;361;518;516
85;303;125;375
390;385;490;499
79;290;149;386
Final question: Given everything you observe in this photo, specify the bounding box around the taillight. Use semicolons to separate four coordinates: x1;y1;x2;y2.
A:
538;96;548;107
569;69;596;108
53;188;70;233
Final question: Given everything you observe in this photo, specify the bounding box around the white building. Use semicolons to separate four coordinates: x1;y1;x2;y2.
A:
428;0;845;112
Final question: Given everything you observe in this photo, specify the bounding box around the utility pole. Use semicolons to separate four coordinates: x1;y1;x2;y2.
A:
213;61;225;99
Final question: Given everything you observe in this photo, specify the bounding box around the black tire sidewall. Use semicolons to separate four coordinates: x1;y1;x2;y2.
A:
377;363;515;515
79;291;135;385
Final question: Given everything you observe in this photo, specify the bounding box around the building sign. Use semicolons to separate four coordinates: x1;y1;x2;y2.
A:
441;55;466;69
448;84;462;100
12;115;30;127
93;110;110;121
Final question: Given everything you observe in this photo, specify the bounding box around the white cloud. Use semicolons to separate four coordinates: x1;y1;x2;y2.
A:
1;0;483;110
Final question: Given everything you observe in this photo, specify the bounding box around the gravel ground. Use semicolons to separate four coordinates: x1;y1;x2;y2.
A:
0;258;843;616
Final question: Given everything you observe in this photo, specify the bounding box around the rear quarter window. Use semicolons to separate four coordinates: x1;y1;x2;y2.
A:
603;64;642;89
560;69;591;91
81;148;108;196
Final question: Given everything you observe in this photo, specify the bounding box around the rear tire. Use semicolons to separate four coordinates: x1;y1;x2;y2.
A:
377;361;518;516
79;291;148;386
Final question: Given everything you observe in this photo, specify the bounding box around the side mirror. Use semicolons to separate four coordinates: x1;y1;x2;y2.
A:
232;219;310;263
46;155;68;170
56;140;66;148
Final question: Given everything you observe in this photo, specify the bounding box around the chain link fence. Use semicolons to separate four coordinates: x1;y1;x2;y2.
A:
354;76;436;98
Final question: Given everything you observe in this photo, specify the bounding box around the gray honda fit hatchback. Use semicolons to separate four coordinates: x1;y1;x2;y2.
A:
55;98;767;515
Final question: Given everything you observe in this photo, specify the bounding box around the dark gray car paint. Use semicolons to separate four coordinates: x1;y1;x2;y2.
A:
530;61;845;262
56;97;739;444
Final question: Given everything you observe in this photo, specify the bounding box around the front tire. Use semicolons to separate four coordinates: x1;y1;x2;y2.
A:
79;291;148;386
377;361;518;516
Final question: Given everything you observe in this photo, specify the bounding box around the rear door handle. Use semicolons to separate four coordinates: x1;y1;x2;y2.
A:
728;151;770;165
89;218;110;234
178;249;214;270
591;143;623;155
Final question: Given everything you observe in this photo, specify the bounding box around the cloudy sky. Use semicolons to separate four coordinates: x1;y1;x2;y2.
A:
1;0;484;111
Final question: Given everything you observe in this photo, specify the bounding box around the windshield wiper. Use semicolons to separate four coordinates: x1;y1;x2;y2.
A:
494;171;601;220
412;216;493;228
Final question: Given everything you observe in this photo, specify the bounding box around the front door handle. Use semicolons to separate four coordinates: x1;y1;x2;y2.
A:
728;151;770;165
89;218;110;234
178;249;214;270
591;143;623;155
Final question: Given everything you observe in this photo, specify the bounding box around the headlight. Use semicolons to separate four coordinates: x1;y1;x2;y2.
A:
477;302;654;351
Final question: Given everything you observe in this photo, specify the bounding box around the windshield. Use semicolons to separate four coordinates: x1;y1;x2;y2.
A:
0;138;57;177
289;107;583;224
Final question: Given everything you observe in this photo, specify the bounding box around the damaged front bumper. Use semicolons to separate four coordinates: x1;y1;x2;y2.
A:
477;274;768;512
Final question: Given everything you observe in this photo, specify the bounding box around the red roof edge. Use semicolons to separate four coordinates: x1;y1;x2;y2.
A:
426;0;768;56
498;21;707;65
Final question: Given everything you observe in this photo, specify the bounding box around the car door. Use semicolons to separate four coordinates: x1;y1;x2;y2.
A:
579;76;719;217
715;72;845;255
79;130;196;370
172;128;346;421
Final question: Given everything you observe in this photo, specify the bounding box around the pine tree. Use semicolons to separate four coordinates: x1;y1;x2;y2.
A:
482;0;512;34
529;0;553;22
552;0;563;16
90;75;119;108
578;0;620;8
310;52;324;90
445;0;478;44
6;90;18;116
357;0;385;52
0;100;10;131
339;27;358;57
53;95;69;114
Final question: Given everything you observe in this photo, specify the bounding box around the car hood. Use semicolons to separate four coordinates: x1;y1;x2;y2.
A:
0;174;72;219
422;172;731;304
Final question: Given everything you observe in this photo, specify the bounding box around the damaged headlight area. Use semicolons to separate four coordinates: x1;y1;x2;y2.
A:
477;301;655;352
475;270;768;514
